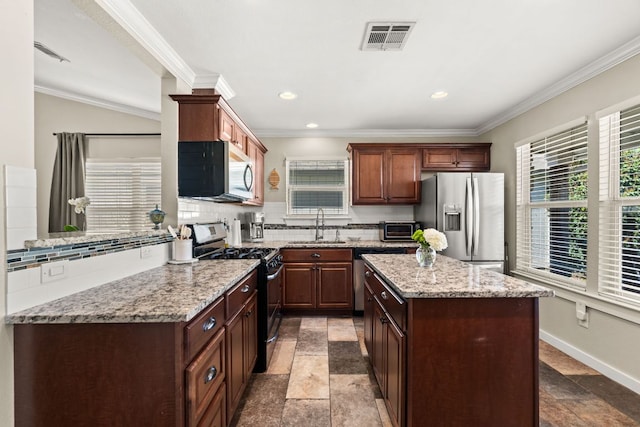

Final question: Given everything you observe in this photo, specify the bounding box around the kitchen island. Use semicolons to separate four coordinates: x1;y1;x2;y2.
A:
361;253;553;427
7;259;260;427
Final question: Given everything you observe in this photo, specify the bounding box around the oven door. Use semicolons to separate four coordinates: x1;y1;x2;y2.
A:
266;263;283;340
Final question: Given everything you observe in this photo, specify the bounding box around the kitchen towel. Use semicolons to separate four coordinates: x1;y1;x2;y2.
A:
232;218;242;246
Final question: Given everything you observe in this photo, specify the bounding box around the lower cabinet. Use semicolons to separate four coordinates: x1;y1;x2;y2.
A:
363;264;540;426
365;272;406;427
281;248;353;313
225;272;258;420
13;270;259;427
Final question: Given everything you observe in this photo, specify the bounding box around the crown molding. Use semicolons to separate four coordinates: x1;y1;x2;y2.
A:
193;74;236;100
476;34;640;135
95;0;196;87
254;128;479;138
35;85;161;121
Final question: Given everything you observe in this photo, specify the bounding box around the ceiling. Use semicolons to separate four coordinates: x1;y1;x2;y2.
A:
35;0;640;137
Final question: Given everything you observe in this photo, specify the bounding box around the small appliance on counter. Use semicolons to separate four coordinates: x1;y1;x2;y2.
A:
248;211;265;242
379;221;421;242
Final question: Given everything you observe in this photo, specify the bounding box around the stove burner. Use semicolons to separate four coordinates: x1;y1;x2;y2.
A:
207;247;275;260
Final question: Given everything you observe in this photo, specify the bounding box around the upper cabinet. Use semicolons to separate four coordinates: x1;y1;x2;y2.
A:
170;92;267;206
348;144;421;205
422;143;491;171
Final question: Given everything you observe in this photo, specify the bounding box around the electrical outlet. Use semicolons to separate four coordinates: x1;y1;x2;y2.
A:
140;246;153;259
576;302;589;328
41;260;69;284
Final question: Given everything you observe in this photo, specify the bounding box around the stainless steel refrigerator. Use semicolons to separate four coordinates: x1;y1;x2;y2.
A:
414;173;505;273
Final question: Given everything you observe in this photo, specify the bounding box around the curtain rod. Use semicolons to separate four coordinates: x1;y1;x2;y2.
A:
52;132;161;137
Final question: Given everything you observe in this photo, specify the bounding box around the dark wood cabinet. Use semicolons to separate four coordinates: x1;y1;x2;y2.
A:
364;266;406;427
225;271;258;420
363;264;540;426
13;269;260;427
348;144;421;205
422;143;491;171
245;138;266;206
281;249;353;313
170;92;267;206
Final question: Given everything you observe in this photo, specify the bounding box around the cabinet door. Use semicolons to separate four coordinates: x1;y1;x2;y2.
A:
386;149;421;204
234;126;248;152
456;147;490;170
244;140;264;206
371;299;386;389
226;309;245;418
384;318;405;427
316;262;353;309
244;293;258;378
422;147;458;170
282;263;315;308
218;108;235;143
363;283;374;356
197;384;226;427
352;148;386;204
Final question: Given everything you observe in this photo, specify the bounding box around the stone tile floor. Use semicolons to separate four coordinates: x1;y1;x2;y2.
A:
229;316;640;426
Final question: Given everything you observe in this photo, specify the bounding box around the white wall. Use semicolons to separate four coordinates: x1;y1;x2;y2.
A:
482;52;640;392
0;1;33;423
35;92;161;235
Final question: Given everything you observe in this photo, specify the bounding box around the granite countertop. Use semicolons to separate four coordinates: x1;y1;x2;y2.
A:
5;259;259;324
25;229;169;248
362;253;554;299
242;240;418;249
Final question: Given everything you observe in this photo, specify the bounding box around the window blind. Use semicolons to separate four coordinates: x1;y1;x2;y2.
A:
599;104;640;304
515;122;588;286
85;158;162;232
286;159;348;215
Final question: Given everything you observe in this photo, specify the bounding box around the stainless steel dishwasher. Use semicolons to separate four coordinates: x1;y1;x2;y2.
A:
353;247;407;312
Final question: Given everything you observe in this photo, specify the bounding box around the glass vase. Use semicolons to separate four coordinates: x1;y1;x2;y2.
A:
416;246;436;268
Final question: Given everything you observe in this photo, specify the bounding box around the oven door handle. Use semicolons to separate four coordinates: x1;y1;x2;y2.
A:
266;263;284;281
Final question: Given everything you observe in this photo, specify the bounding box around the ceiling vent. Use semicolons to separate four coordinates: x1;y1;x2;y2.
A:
361;22;415;51
34;41;70;63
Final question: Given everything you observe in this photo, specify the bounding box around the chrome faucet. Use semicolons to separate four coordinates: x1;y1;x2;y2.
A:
315;208;325;241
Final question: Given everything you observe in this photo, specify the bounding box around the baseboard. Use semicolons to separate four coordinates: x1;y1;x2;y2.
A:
540;329;640;394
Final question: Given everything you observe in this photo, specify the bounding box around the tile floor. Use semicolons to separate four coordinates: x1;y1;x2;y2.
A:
229;316;640;426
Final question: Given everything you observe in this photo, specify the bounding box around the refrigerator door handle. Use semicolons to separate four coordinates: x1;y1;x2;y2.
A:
472;177;480;257
465;177;473;256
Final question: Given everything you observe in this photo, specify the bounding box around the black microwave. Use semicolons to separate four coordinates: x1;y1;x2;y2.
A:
379;221;421;242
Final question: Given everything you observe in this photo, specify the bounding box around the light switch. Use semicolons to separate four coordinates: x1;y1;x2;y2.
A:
41;260;69;283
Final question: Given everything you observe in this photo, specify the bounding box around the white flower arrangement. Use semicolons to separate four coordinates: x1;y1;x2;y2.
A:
68;196;91;214
412;228;448;251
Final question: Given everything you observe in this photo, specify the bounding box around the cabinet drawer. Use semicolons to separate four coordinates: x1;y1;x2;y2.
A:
185;297;225;361
197;383;226;427
364;265;406;331
282;248;353;262
186;328;226;427
226;270;258;318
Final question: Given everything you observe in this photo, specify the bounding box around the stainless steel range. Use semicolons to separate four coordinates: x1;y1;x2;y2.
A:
188;223;283;373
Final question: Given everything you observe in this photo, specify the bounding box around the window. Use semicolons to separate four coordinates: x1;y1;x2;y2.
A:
599;104;640;304
515;122;588;286
286;158;349;215
85;158;162;232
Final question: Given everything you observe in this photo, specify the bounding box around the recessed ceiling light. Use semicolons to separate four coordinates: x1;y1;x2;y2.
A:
306;123;319;129
431;91;448;99
278;91;298;100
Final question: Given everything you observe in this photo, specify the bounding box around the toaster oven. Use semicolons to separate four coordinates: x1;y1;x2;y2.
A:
379;221;421;242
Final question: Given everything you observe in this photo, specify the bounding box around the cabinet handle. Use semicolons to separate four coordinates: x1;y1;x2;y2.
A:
202;317;216;332
241;284;251;293
245;310;253;318
365;271;371;278
381;291;388;300
204;366;217;384
311;253;321;258
380;316;388;324
367;297;373;302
